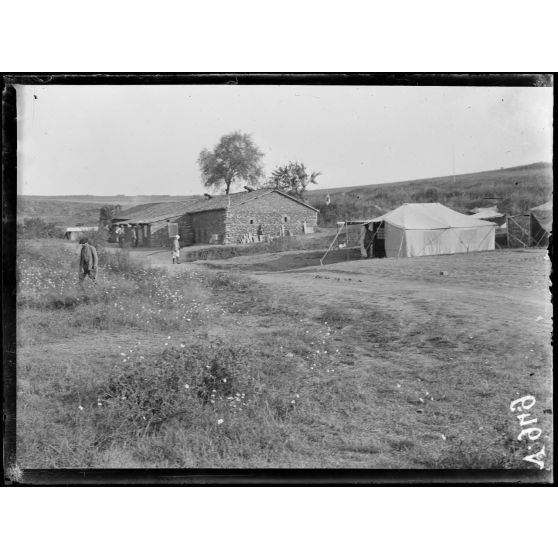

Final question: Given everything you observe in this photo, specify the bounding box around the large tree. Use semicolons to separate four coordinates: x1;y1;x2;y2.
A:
267;161;321;199
198;131;265;195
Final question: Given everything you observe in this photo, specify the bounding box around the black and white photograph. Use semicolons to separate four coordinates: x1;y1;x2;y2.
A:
3;74;553;484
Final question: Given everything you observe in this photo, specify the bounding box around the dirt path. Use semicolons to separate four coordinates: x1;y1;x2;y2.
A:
135;246;551;334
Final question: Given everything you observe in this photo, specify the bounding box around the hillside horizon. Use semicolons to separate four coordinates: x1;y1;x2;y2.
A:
313;161;552;195
18;161;552;200
17;161;553;227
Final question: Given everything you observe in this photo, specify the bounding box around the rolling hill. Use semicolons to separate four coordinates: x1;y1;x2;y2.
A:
17;195;201;228
17;162;552;229
305;162;553;225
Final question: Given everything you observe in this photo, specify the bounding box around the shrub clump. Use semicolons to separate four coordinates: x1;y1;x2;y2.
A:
93;341;259;447
17;218;64;239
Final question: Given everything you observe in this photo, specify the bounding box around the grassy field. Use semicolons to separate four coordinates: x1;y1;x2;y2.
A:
15;238;552;471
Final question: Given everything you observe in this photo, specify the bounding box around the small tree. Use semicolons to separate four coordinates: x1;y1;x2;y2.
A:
99;205;116;227
268;162;321;199
198;131;265;196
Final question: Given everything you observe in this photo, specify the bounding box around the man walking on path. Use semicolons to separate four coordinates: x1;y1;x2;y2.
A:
78;237;98;284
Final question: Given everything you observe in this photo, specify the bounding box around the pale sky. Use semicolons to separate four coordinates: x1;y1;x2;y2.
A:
16;84;553;197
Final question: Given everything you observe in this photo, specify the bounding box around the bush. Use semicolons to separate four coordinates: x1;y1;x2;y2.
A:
96;247;139;275
93;342;259;446
17;218;63;239
207;271;254;292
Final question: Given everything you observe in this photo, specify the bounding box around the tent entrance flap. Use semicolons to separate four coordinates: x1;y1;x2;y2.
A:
372;222;386;257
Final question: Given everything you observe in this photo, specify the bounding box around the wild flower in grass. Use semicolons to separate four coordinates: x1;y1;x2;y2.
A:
217;418;224;425
184;384;189;389
78;405;84;411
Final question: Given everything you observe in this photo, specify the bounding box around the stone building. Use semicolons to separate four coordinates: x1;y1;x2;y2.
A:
111;189;319;247
176;189;319;245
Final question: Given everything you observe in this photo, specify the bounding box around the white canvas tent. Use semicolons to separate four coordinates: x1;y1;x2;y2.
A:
365;203;496;258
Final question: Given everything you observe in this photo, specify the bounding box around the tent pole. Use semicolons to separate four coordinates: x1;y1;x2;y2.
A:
320;223;345;266
396;228;404;258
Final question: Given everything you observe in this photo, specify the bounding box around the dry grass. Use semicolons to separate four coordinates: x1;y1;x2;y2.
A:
15;239;553;471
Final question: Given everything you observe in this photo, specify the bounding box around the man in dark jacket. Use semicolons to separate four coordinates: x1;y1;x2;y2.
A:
79;237;98;284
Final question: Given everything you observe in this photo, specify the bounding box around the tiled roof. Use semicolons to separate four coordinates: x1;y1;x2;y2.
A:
114;200;204;223
187;189;319;214
113;189;319;224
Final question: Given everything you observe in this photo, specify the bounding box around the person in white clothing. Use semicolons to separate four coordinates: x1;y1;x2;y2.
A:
171;235;181;264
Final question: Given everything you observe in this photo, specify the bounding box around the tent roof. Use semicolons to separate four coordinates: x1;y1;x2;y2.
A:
531;201;552;212
470;206;504;219
114;200;202;224
368;203;495;230
185;189;319;214
530;200;552;232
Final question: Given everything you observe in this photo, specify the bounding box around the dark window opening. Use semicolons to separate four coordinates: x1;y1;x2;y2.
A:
249;218;254;224
283;215;289;223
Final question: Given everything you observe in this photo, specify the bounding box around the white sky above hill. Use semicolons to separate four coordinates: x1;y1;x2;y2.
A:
16;84;553;197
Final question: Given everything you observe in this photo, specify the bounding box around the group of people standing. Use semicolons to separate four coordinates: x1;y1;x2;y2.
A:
113;223;145;248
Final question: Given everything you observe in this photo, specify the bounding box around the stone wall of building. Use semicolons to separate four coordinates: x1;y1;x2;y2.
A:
224;192;318;244
188;210;227;244
150;223;173;248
